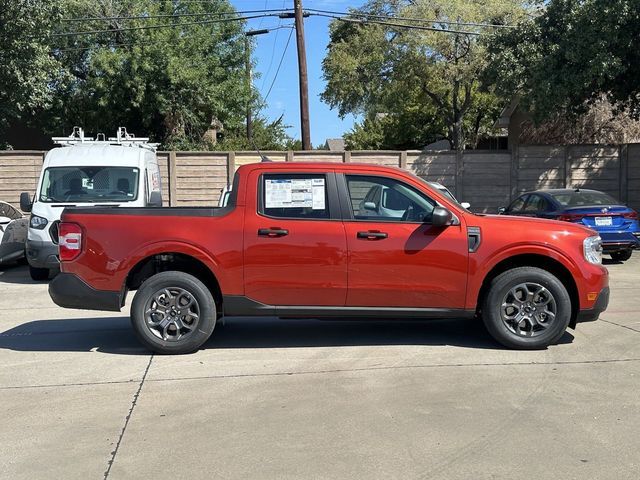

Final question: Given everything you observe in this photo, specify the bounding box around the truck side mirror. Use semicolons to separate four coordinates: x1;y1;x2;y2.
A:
363;201;377;211
149;191;163;207
461;202;471;210
431;206;453;227
498;207;506;214
20;192;32;213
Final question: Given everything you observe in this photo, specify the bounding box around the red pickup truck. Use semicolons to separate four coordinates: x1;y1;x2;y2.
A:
49;162;609;354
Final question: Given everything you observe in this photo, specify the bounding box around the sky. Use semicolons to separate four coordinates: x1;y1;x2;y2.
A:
229;0;367;147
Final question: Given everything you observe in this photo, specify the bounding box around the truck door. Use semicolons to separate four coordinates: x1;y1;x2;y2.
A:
243;170;348;306
340;173;469;309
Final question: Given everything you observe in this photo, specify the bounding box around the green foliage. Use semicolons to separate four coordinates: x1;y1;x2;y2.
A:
322;0;527;150
485;0;640;121
1;0;296;150
0;0;62;145
212;115;301;151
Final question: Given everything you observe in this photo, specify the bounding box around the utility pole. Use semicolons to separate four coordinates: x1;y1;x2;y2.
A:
245;35;252;142
293;0;311;150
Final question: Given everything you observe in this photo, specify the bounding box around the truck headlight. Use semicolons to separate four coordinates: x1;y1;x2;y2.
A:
29;215;48;230
583;235;602;265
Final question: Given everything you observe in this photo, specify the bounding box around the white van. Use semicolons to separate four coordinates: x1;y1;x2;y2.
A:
20;127;163;280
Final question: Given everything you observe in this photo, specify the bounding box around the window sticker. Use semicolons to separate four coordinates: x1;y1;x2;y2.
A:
265;178;325;209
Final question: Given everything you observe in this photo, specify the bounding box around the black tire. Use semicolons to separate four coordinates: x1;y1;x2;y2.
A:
482;267;572;350
131;271;217;354
611;249;632;262
29;266;49;281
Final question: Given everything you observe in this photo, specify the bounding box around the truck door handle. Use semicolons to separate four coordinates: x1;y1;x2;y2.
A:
357;231;388;240
258;228;289;238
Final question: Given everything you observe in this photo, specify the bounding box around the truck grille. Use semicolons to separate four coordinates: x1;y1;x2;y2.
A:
49;221;60;244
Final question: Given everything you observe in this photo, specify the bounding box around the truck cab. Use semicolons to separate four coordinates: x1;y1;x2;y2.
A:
20;128;162;280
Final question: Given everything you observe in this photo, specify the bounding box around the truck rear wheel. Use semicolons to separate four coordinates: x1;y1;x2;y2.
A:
131;271;216;354
482;267;571;350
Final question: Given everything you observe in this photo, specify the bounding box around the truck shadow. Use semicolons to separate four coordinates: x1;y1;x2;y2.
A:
0;316;574;354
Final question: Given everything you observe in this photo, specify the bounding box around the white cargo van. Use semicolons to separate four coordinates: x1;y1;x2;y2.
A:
20;127;163;280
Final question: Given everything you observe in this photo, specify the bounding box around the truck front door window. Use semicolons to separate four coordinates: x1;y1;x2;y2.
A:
346;175;436;223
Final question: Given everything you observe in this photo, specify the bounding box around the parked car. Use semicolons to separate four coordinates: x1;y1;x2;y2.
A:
20;127;163;281
499;189;640;261
49;162;608;354
0;201;28;265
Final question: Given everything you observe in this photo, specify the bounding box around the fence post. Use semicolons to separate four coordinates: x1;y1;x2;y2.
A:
510;145;519;199
399;151;407;170
620;144;629;203
286;150;294;162
343;151;351;163
169;151;178;206
455;149;464;199
227;151;235;187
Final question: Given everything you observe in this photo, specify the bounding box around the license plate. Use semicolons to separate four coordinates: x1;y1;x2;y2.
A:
595;216;612;226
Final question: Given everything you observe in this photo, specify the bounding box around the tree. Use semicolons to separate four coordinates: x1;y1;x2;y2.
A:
322;0;527;150
485;0;640;121
0;0;62;146
48;0;250;148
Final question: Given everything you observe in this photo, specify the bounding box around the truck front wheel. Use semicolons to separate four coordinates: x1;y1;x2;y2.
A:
131;271;216;354
482;267;571;350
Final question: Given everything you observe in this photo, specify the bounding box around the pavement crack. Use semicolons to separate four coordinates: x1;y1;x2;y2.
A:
103;354;154;480
599;318;640;333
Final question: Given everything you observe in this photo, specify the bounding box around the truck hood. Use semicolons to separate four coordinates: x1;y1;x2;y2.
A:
481;214;596;236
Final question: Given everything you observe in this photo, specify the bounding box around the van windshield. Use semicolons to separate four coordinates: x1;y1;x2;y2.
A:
39;166;139;203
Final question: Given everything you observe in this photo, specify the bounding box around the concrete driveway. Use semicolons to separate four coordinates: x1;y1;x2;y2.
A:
0;258;638;479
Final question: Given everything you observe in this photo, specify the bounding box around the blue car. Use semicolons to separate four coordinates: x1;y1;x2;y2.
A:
500;188;640;261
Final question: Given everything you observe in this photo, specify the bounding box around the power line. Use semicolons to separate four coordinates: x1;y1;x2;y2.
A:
263;27;294;102
313;13;482;36
260;0;288;91
61;9;291;23
52;13;281;38
52;24;293;53
306;8;516;29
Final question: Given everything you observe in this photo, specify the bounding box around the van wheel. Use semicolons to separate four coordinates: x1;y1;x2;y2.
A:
29;266;49;281
131;271;216;354
482;267;571;350
611;249;632;262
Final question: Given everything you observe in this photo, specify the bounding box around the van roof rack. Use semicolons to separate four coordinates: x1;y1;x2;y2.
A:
52;126;159;151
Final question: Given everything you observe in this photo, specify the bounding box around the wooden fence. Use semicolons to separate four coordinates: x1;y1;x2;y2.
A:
2;145;639;213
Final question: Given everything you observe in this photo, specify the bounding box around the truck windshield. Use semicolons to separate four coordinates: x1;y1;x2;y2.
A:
39;166;139;203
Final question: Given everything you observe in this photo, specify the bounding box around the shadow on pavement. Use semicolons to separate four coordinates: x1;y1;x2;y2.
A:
0;317;146;355
0;314;576;354
0;264;55;284
0;315;573;353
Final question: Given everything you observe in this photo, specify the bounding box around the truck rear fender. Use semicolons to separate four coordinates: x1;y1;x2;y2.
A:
122;241;225;308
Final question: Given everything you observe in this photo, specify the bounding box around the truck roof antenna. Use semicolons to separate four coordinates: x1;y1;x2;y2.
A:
249;137;272;162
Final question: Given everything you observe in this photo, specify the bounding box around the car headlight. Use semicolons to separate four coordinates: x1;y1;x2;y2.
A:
583;235;603;264
29;215;48;230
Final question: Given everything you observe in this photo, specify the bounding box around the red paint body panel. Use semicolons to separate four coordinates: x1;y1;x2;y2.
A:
58;162;608;314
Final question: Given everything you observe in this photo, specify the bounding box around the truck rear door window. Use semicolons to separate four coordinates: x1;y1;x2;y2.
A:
260;174;330;219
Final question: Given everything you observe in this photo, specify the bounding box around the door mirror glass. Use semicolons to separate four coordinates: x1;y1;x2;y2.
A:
363;201;377;211
148;191;163;207
20;192;32;212
431;206;452;227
